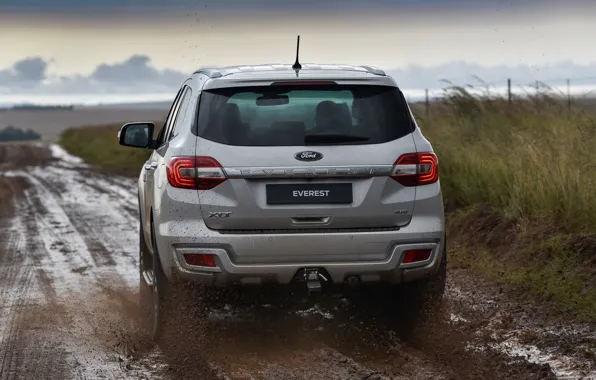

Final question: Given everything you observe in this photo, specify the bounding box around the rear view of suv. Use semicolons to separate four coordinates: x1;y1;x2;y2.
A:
118;63;446;339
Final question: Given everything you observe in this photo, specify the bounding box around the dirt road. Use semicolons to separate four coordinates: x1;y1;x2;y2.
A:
0;143;595;380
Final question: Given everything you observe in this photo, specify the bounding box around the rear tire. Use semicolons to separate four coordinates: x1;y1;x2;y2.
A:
138;216;178;342
138;222;153;333
150;222;172;342
149;219;199;343
399;233;447;318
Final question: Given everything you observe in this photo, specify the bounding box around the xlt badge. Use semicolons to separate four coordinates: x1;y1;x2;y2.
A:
209;212;232;218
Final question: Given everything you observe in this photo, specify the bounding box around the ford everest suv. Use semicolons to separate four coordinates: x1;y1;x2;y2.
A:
118;63;446;339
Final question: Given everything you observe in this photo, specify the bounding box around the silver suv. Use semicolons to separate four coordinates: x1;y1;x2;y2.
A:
118;63;446;339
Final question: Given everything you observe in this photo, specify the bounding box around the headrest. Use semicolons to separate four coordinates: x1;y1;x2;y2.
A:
270;121;306;133
221;103;241;123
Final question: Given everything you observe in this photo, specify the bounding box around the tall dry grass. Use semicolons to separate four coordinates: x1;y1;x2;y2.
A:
416;87;596;233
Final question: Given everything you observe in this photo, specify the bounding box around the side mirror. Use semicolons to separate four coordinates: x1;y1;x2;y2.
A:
118;122;155;149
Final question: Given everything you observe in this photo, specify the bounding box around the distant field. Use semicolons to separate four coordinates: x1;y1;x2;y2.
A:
0;107;168;141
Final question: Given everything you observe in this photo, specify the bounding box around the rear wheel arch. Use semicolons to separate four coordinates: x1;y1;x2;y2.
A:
149;208;168;278
149;208;155;248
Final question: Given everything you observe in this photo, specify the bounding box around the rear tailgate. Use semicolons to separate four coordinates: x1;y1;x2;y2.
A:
196;137;417;231
190;83;420;232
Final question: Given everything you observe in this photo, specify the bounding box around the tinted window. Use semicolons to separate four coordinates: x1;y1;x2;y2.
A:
157;87;184;146
196;85;413;146
168;87;193;140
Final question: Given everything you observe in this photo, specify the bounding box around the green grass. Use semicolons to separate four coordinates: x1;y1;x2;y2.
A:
448;207;596;322
415;88;596;320
416;88;596;234
59;123;153;176
454;245;596;322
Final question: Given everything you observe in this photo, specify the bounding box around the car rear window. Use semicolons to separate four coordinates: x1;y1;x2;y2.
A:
195;84;414;146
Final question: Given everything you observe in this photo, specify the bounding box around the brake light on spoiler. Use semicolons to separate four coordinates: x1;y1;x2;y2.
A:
167;156;227;190
391;152;439;187
270;80;338;86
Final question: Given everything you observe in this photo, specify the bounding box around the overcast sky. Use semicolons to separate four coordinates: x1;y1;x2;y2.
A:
1;0;595;102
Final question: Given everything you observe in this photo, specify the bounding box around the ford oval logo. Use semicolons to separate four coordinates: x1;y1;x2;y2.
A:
294;151;323;162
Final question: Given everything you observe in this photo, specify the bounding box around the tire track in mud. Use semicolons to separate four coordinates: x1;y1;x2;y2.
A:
0;147;164;380
0;174;70;380
15;171;161;380
0;176;29;380
0;267;35;380
32;165;140;284
31;172;118;268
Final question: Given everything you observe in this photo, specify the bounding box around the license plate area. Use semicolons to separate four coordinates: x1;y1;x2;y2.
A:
266;183;353;205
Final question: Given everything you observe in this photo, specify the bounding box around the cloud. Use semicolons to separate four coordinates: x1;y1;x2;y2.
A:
90;55;186;87
0;55;186;94
0;57;48;88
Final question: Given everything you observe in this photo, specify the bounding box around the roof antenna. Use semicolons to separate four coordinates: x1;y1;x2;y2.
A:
292;35;302;75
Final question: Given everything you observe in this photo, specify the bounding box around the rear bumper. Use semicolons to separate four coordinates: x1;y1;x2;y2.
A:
153;212;445;287
171;241;443;286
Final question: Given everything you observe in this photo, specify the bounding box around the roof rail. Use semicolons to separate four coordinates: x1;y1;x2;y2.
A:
360;66;386;76
192;64;386;78
193;68;222;78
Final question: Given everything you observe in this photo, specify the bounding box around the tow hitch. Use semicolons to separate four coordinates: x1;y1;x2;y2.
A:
304;268;328;292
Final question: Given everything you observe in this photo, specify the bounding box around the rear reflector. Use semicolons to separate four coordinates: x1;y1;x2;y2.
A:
402;249;432;264
183;253;217;268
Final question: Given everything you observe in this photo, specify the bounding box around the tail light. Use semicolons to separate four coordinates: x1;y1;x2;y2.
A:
391;152;439;187
167;156;227;190
270;80;337;86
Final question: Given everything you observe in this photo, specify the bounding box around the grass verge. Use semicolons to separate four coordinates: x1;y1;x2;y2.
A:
59;123;154;177
447;205;596;322
415;88;596;321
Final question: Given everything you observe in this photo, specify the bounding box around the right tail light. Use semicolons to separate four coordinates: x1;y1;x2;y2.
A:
391;152;439;187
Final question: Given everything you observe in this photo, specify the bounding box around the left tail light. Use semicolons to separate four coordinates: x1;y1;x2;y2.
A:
166;156;227;190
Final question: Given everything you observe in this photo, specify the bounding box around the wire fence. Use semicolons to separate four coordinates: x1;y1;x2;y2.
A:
402;76;596;116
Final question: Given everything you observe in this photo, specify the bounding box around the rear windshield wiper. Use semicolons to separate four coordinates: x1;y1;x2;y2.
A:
304;133;370;145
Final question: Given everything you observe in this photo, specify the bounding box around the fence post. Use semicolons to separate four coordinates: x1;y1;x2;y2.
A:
567;79;571;112
507;78;512;104
425;88;429;117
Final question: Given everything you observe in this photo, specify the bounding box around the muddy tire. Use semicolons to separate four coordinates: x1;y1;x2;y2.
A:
151;243;165;340
400;234;447;318
137;214;174;342
149;220;197;343
138;221;153;333
150;223;173;342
